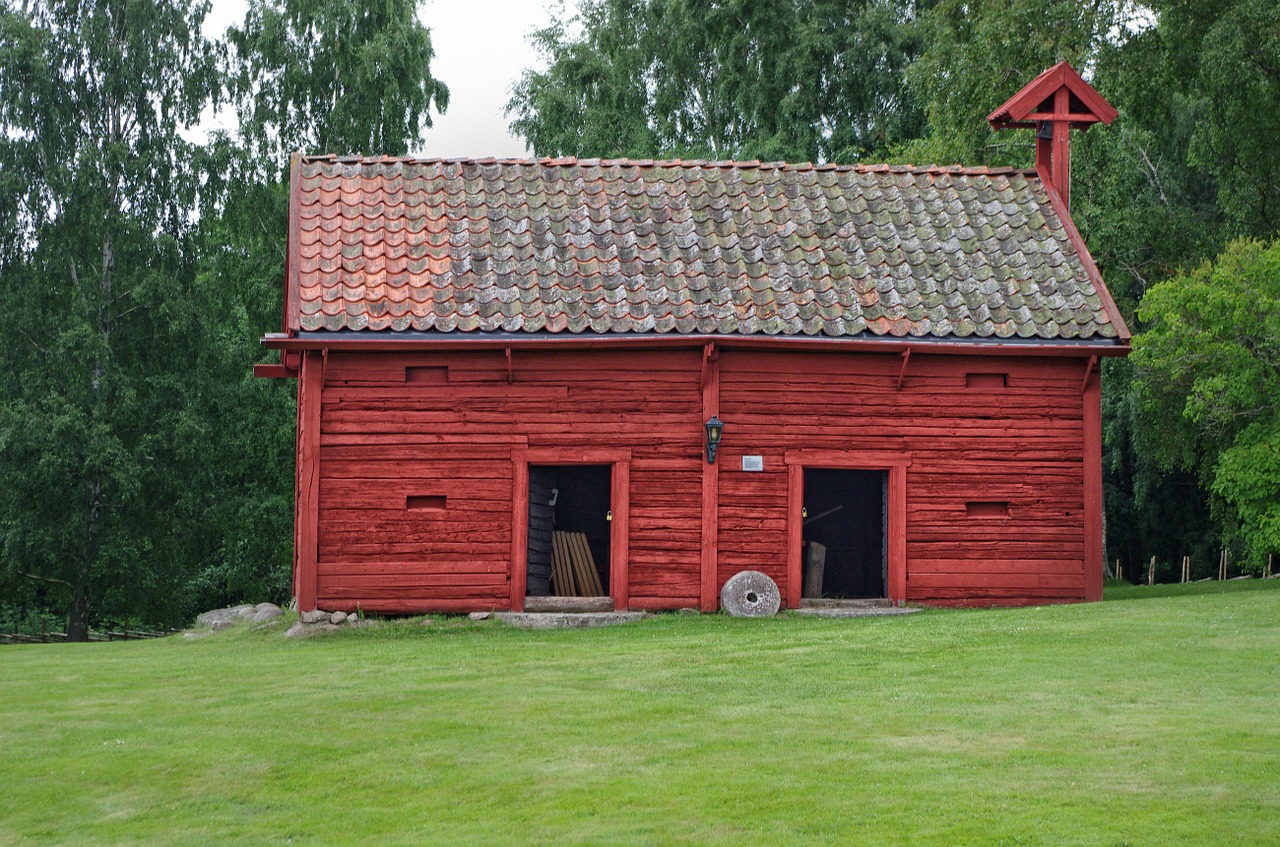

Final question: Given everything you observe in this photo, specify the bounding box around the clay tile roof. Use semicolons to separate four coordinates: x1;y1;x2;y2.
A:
287;155;1128;341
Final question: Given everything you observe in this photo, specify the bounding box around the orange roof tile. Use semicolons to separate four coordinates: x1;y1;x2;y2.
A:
287;155;1125;342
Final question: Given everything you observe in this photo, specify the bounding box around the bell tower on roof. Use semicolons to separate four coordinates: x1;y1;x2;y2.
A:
988;62;1117;209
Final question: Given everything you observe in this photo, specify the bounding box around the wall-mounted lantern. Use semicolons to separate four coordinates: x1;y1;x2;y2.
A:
705;416;724;464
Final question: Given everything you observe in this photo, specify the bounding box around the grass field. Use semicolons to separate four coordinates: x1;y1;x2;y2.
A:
2;581;1277;846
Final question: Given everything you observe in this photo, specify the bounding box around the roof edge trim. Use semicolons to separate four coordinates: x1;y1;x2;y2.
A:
263;331;1130;358
284;152;302;334
1040;187;1132;342
297;153;1038;177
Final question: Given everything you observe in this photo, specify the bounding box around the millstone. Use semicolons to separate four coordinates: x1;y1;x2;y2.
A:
720;570;781;617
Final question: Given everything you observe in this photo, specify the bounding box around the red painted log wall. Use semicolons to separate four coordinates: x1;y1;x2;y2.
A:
294;346;1100;613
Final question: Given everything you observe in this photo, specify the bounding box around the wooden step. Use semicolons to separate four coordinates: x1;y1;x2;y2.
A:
523;596;614;613
799;598;894;609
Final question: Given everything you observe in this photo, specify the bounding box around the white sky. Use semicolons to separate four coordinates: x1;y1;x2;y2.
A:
201;0;578;158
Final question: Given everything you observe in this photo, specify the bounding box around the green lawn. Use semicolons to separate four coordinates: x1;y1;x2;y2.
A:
2;582;1277;846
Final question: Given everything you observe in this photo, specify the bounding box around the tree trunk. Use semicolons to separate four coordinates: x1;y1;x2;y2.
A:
66;584;90;642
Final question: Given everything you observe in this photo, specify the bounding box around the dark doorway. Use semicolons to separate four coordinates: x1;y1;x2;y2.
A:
526;465;611;597
802;469;887;599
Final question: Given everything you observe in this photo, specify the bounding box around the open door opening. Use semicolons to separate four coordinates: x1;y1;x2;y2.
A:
802;468;887;599
526;465;611;597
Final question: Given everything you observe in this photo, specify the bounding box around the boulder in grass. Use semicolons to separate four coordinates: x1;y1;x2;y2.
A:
253;604;283;622
195;607;240;626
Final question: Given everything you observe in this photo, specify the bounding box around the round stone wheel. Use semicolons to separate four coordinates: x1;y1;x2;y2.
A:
719;570;781;617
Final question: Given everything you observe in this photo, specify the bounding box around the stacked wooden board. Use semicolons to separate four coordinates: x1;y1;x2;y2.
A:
551;531;605;597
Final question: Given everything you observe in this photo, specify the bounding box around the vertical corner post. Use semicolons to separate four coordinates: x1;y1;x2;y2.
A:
1083;365;1104;601
510;459;529;612
294;349;323;612
699;343;720;611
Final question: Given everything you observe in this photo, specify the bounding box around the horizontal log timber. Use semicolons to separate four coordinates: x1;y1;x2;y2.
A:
914;558;1085;574
318;598;510;614
907;572;1084;589
321;544;510;559
629;579;701;596
320;527;512;546
317;580;506;598
318;560;509;575
916;591;1085;603
629;596;700;610
318;572;509;590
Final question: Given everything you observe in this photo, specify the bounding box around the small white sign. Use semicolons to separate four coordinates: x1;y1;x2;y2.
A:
742;455;764;472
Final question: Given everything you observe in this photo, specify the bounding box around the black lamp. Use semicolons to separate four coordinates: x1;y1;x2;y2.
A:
704;416;724;464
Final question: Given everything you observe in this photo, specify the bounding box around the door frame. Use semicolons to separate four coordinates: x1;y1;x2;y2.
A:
784;450;910;608
510;448;631;612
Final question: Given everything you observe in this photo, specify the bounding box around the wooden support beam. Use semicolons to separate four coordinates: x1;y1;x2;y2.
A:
1083;365;1104;601
1052;87;1071;208
700;345;720;611
785;463;804;610
1079;354;1097;395
1023;111;1107;124
294;350;323;612
611;460;630;611
896;347;911;390
509;460;529;611
253;363;296;379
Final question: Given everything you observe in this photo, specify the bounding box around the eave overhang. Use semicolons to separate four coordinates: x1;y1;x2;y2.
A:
261;329;1129;358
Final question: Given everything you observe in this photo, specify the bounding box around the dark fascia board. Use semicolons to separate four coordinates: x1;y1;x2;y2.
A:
263;330;1129;358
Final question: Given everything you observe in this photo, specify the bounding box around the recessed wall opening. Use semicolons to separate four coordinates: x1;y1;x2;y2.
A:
966;372;1008;389
526;465;611;597
802;468;887;599
406;494;447;511
967;500;1010;518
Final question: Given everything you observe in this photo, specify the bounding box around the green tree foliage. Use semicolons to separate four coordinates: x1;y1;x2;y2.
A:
193;0;453;603
0;0;450;636
1158;0;1280;237
1075;1;1280;574
899;0;1123;166
227;0;449;166
508;0;929;162
0;0;219;638
1132;238;1280;567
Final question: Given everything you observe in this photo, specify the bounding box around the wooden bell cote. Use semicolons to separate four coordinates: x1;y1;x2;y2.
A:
988;62;1117;209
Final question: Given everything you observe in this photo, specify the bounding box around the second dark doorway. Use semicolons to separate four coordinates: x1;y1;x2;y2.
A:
802;468;887;599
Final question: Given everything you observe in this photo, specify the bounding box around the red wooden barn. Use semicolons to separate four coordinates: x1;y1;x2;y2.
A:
258;64;1129;614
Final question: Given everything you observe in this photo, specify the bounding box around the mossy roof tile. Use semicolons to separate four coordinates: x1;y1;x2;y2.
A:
290;155;1123;340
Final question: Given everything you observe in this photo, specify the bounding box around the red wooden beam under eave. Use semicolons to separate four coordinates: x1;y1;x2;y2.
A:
263;332;1130;358
253;363;297;379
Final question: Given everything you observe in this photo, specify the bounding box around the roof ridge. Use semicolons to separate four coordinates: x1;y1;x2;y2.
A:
299;153;1036;178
